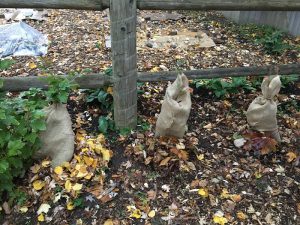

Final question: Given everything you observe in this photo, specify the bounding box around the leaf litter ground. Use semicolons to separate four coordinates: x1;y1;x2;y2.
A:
0;9;300;225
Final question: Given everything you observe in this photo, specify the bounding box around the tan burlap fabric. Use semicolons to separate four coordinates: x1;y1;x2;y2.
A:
155;73;192;138
246;75;281;141
35;104;74;167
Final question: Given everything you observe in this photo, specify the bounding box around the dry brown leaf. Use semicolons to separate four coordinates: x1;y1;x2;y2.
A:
159;157;171;166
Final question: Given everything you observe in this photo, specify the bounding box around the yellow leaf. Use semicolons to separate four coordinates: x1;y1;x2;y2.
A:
72;183;83;191
29;62;37;69
148;210;156;218
213;216;228;225
65;180;72;192
19;206;28;213
54;166;63;175
287;151;297;162
83;156;94;166
198;188;208;198
197;154;204;161
237;211;247;220
84;173;93;180
41;160;51;167
107;87;113;95
87;139;96;149
94;143;104;154
30;164;41;174
33;180;45;191
129;209;142;218
62;162;70;169
96;134;105;143
67;201;74;210
74;154;81;163
103;219;114;225
38;213;45;222
220;189;230;199
101;148;111;161
150;66;160;72
76;164;88;178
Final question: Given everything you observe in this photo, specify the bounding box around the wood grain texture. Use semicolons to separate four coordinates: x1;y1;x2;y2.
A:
137;0;300;11
1;64;298;91
110;0;137;129
0;0;109;10
138;64;300;82
1;0;299;11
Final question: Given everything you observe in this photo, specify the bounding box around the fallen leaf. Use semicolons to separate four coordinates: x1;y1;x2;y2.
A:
33;180;45;191
159;157;171;166
54;166;63;175
286;151;297;162
30;164;41;174
198;188;209;198
83;156;94;166
42;160;51;167
129;209;142;219
19;206;28;213
37;203;51;215
197;154;205;160
237;211;247;220
104;219;114;225
65;180;72;192
148;210;155;218
67;201;74;210
230;194;242;202
203;123;212;129
38;213;45;222
213;215;228;225
72;183;83;191
29;62;37;69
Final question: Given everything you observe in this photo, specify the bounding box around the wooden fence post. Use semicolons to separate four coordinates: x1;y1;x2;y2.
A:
110;0;137;129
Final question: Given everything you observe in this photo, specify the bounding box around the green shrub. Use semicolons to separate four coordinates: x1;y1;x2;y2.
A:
193;77;254;98
0;75;77;201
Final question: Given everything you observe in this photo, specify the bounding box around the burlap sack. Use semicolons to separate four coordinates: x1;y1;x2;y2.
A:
35;103;74;167
246;75;281;141
155;73;192;138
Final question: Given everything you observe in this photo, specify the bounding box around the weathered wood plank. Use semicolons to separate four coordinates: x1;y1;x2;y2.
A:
0;0;109;10
137;0;300;11
138;64;300;82
0;74;112;92
110;0;137;129
1;64;299;92
1;0;299;11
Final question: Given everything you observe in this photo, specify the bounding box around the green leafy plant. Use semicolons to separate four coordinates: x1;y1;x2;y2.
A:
0;75;77;202
98;115;115;134
0;59;15;71
233;23;293;55
193;77;254;98
86;88;113;110
280;74;299;88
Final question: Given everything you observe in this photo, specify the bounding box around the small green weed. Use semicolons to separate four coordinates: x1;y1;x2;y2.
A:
0;59;15;71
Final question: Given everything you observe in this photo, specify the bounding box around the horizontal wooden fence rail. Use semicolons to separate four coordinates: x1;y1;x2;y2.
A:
1;0;300;11
1;64;299;92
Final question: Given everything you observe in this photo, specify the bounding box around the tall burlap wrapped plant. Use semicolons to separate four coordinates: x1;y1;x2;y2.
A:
246;75;281;142
35;103;74;167
155;73;192;138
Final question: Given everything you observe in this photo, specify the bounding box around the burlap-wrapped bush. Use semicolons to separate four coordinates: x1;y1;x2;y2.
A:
35;104;74;167
155;73;192;138
246;75;281;141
